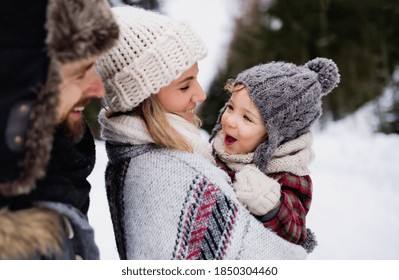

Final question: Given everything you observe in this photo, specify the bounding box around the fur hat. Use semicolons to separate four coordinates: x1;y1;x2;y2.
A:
0;0;119;197
95;6;207;113
211;57;340;171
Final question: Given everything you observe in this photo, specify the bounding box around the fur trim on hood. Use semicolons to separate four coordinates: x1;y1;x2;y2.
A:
0;207;65;259
0;0;119;197
46;0;120;63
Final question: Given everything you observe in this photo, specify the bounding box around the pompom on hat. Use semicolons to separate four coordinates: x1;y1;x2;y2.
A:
96;6;208;113
211;57;340;172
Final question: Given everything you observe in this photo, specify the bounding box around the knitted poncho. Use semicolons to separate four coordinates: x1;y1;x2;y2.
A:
99;112;308;259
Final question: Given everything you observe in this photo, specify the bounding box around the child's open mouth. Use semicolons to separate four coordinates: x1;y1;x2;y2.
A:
224;134;237;146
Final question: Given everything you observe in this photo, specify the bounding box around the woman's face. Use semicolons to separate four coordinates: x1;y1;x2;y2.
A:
156;63;206;123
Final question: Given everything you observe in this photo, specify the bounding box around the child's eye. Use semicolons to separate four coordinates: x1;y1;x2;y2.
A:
226;104;233;110
75;71;87;80
244;115;253;122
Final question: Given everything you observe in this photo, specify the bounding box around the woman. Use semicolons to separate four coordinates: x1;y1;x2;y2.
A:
97;6;308;260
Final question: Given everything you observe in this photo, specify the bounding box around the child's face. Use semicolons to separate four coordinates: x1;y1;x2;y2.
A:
156;63;206;123
221;86;267;155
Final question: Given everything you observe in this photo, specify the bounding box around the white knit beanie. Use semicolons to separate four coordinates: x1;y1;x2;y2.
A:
95;6;208;113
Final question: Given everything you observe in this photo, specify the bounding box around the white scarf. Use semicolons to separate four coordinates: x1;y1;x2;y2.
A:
213;131;314;176
99;109;215;164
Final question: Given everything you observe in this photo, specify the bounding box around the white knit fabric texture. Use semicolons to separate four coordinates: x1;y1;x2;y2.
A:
100;114;308;259
213;130;314;176
234;164;281;216
120;148;307;259
266;132;314;176
99;109;215;164
212;131;253;171
95;6;208;113
213;132;280;215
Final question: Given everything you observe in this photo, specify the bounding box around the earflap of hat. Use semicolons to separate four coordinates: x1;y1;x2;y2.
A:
0;61;60;197
0;0;57;197
253;124;280;172
209;103;228;143
0;0;119;197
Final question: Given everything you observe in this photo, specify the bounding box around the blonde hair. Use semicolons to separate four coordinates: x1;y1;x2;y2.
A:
138;95;195;152
224;78;245;94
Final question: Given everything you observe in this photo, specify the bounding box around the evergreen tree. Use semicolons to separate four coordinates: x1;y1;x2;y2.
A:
200;0;399;133
379;68;399;134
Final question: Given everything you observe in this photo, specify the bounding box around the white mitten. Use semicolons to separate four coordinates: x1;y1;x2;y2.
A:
234;164;281;216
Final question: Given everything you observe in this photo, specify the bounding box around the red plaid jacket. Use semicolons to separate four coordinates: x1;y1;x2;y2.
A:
215;156;312;245
263;172;312;244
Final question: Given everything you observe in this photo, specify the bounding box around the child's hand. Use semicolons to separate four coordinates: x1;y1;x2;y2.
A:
234;165;281;216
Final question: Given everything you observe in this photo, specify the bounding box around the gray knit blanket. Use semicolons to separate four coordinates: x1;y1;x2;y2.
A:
105;143;308;260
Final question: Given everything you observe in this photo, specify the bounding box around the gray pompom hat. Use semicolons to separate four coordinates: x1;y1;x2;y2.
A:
210;57;340;172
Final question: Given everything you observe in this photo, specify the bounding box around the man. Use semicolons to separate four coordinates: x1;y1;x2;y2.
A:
0;0;119;259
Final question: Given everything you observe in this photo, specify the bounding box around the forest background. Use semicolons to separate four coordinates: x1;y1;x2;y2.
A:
84;0;399;138
86;0;399;260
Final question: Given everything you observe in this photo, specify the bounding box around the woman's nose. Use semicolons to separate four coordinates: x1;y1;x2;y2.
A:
192;82;206;103
84;69;105;98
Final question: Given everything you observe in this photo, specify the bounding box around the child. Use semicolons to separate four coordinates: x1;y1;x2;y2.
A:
210;57;340;251
96;6;311;260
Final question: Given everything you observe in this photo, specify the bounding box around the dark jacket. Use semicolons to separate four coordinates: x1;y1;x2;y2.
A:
0;0;50;184
1;124;95;214
0;0;119;259
0;124;99;260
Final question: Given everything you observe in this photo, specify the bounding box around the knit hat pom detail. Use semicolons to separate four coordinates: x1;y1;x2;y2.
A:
305;57;340;96
210;57;340;174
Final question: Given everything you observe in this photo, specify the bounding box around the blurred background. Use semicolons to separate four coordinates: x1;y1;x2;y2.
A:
85;0;399;137
87;0;399;259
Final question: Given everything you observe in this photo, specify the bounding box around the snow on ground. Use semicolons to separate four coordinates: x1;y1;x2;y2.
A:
307;94;399;259
87;140;118;260
88;93;399;260
88;0;399;260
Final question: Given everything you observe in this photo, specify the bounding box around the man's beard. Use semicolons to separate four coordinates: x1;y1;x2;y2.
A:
63;98;92;143
65;115;86;143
